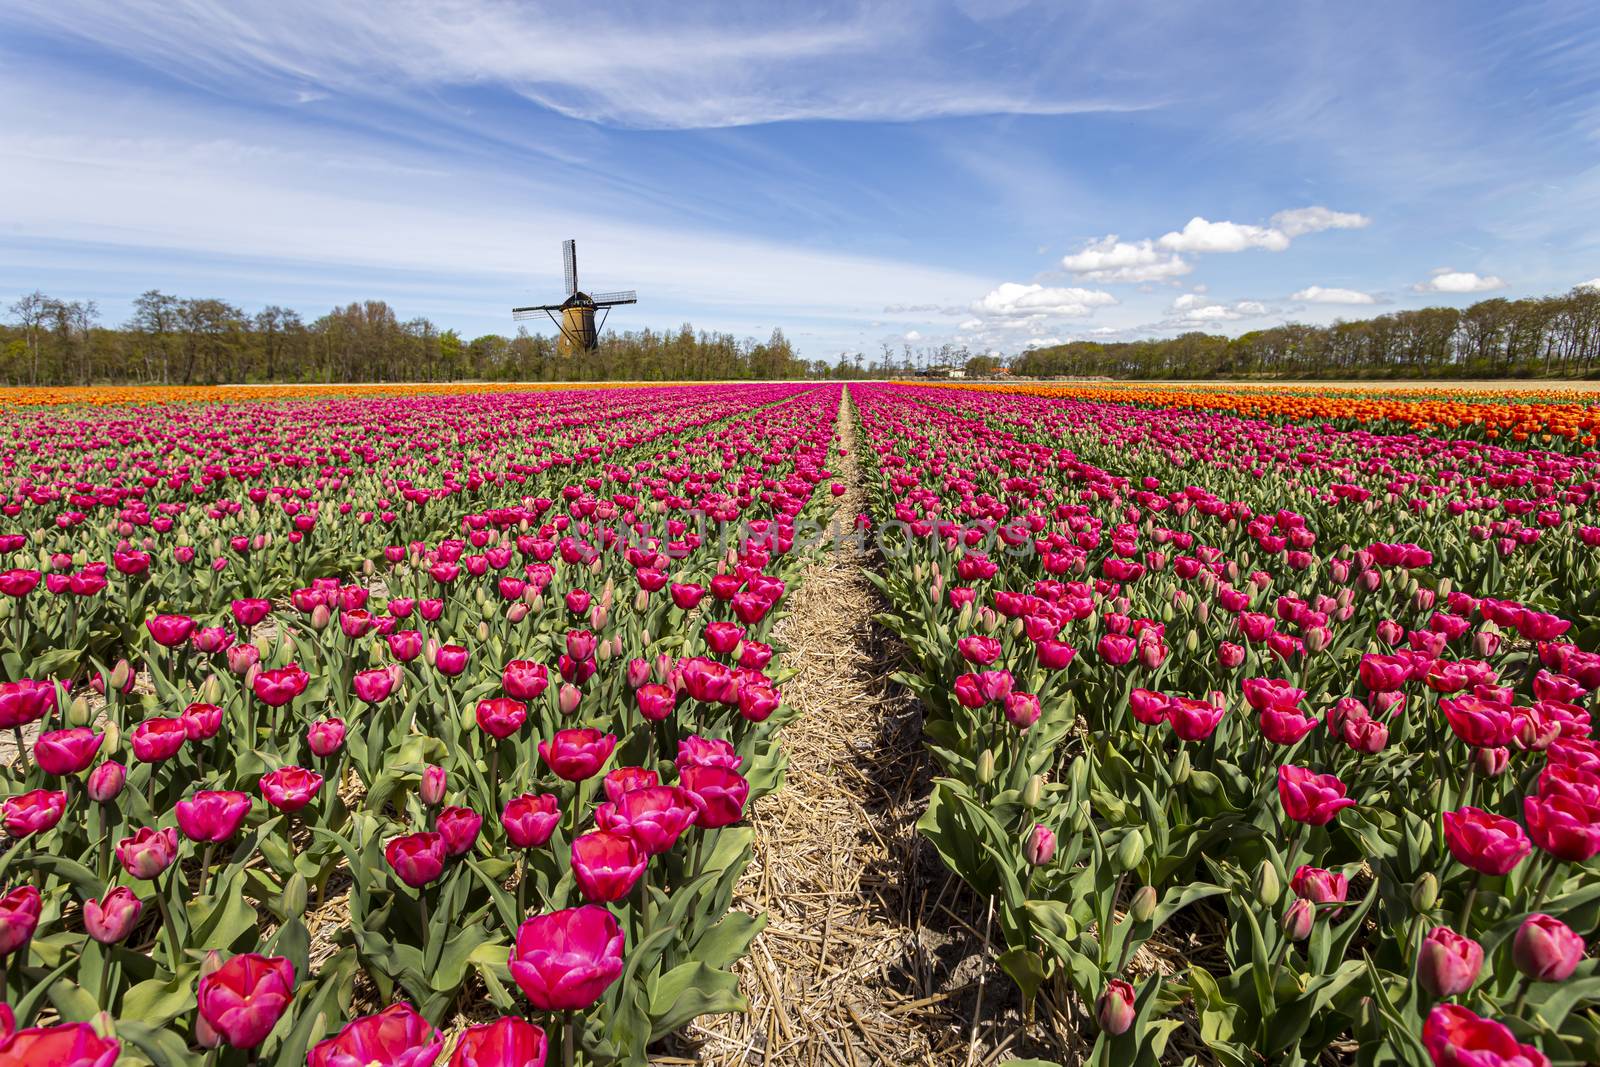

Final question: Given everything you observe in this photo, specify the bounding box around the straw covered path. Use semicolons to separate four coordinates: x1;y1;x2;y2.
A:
682;385;986;1066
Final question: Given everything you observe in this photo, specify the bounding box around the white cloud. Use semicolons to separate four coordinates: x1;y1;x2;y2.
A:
1158;217;1290;253
1413;269;1506;293
973;282;1117;318
1292;285;1376;304
1060;236;1191;283
1579;278;1600;292
903;330;923;341
1270;207;1371;237
958;318;983;329
1024;336;1062;348
1176;298;1270;323
0;0;1160;131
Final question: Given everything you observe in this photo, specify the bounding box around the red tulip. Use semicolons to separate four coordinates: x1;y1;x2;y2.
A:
1512;913;1585;981
476;698;527;739
676;734;741;772
32;728;103;776
1277;764;1356;826
196;952;296;1049
0;885;41;956
180;702;223;741
175;790;253;842
448;1016;548;1067
501;660;549;700
352;666;397;705
435;644;469;676
307;718;347;758
596;786;697;855
1260;705;1318;746
437;806;483;857
0;1018;119;1067
603;767;659;804
1024;824;1057;866
501;793;560;849
385;832;447;888
252;664;309;707
1421;1004;1549;1067
537;729;616;782
2;789;67;837
258;766;324;813
0;679;53;728
508;905;624;1011
570;830;646;902
1243;678;1305;712
635;683;676;722
1523;793;1600;862
1442;806;1532;876
1289;866;1347;907
679;764;749;828
1167;697;1225;741
387;631;424;663
116;826;179;880
308;1002;443;1067
130;716;187;763
83;886;142;944
231;598;272;627
146;613;196;647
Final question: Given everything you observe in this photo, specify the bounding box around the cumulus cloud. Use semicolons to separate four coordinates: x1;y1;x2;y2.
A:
1292;285;1376;304
1059;236;1191;283
1158;217;1290;253
1413;269;1506;293
973;281;1118;318
1270;207;1371;237
1579;278;1600;292
958;318;983;330
903;329;923;341
1173;297;1270;323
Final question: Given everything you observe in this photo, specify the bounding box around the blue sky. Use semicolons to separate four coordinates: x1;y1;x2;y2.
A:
2;1;1598;362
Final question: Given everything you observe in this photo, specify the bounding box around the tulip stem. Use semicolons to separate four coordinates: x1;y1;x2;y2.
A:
153;873;183;969
199;844;215;899
418;892;429;935
1458;880;1480;935
11;727;26;774
563;1009;575;1067
488;744;500;809
1529;861;1560;912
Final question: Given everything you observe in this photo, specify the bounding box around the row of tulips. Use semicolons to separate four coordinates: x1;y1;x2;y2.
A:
0;383;849;1064
854;382;1600;1067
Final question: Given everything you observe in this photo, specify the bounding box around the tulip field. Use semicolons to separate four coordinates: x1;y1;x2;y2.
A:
1;379;1599;1066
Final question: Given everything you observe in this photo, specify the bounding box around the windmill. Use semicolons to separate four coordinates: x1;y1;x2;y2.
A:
513;239;638;356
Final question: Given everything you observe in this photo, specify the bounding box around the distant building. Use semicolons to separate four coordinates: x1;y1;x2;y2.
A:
917;364;966;379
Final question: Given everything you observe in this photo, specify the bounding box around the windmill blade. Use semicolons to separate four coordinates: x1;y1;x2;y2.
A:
590;290;637;306
562;239;577;297
512;304;567;320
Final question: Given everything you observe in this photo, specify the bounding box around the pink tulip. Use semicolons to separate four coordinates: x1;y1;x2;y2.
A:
508;905;625;1011
502;793;560;849
1513;914;1585;981
83;886;143;944
196;953;296;1049
308;1002;442;1067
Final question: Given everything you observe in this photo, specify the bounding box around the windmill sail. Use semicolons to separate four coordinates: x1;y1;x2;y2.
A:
589;290;637;306
563;239;578;297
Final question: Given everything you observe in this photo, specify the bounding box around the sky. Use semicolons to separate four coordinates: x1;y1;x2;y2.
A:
2;0;1599;363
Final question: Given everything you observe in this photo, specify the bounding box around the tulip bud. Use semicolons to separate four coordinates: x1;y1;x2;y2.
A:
87;761;127;803
1417;926;1483;997
284;872;308;917
201;674;222;704
1283;898;1315;941
1022;774;1044;809
109;660;132;692
420;764;446;807
1096;979;1135;1036
1171;749;1191;785
1411;873;1439;914
1112;830;1145;873
976;749;995;785
1254;861;1281;907
507;602;529;624
1129;885;1157;923
310;604;332;631
1024;824;1057;866
68;695;92;727
1472;746;1510;777
1513;913;1585;982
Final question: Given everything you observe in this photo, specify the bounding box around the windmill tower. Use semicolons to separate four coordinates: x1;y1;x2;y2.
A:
513;239;638;357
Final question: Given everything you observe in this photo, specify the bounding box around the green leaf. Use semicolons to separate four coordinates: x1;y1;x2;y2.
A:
647;961;746;1036
121;970;197;1028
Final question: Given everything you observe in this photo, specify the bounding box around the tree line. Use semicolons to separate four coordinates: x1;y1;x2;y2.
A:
0;290;814;385
1012;286;1600;380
